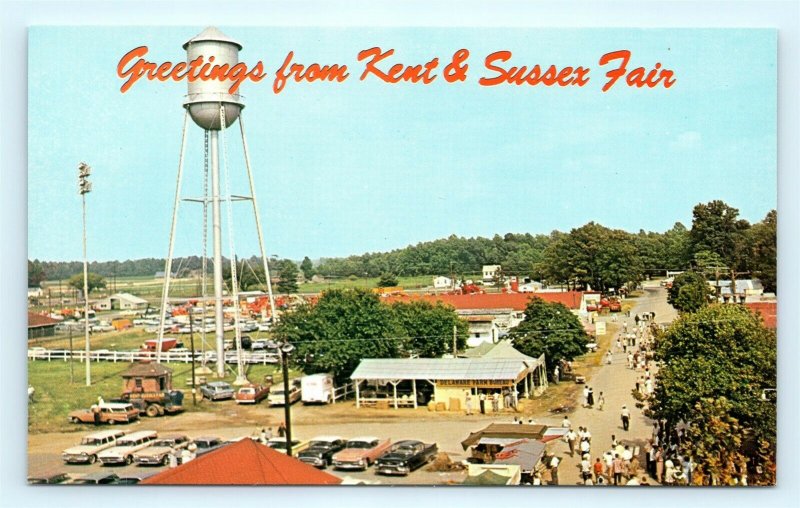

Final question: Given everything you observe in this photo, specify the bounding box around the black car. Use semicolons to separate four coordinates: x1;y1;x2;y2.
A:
297;436;347;469
374;440;438;476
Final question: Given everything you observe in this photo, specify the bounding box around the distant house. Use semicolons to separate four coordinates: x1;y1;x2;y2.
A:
433;276;453;290
710;279;764;303
154;271;178;279
27;287;44;300
28;312;60;339
95;293;149;311
482;265;502;284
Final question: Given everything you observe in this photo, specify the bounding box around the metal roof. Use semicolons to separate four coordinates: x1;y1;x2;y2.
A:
350;358;536;382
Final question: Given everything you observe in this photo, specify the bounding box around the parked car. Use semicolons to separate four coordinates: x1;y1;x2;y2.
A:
235;384;270;404
374;440;438;476
68;402;140;425
267;380;302;406
331;437;392;470
266;437;310;455
200;381;234;401
62;429;127;464
250;340;268;351
97;430;158;466
70;471;120;485
192;436;224;458
27;471;70;484
297;436;347;469
91;321;114;333
134;434;191;466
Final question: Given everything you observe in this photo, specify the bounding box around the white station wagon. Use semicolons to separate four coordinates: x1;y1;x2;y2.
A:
62;429;127;464
97;430;158;466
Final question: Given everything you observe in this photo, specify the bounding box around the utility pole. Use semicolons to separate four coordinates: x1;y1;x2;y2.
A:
78;162;92;386
189;307;197;406
69;325;74;384
453;325;457;357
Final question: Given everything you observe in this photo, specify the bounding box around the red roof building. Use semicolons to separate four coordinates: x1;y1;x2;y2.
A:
27;312;61;339
141;438;342;485
745;302;777;330
383;291;584;311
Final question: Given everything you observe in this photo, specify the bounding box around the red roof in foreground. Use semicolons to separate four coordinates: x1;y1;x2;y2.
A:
27;312;60;328
745;302;777;329
141;438;342;485
384;291;583;311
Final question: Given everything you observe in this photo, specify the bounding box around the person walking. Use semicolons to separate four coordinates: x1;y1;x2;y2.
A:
278;421;286;438
492;391;501;412
260;428;267;444
566;428;578;457
581;456;592;483
597;391;605;411
605;350;613;365
587;387;595;408
553;365;560;384
562;415;572;428
621;405;631;431
479;392;486;414
582;386;590;408
593;457;605;483
549;456;560;485
503;390;511;410
613;454;625;485
655;447;664;483
465;392;473;415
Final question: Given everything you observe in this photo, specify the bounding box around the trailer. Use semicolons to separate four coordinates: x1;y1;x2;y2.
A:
301;374;334;405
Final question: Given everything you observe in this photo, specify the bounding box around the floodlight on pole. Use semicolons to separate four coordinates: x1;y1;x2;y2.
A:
78;162;92;386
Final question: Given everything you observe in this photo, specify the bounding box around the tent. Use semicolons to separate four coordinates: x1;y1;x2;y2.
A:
461;424;548;450
141;438;342;485
493;439;547;473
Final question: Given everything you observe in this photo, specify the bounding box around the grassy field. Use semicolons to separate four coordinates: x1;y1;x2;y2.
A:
30;325;276;352
27;359;300;434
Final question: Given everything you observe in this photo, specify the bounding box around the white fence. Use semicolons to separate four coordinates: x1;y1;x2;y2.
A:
332;382;355;403
27;348;280;366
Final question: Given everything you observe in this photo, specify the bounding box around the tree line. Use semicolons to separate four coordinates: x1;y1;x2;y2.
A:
29;200;777;294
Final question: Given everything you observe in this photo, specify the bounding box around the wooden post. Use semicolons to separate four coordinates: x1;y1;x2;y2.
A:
524;373;529;397
412;379;417;409
355;380;360;408
393;382;398;410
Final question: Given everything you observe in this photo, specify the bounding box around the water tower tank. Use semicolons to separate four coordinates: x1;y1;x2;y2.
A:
183;27;244;130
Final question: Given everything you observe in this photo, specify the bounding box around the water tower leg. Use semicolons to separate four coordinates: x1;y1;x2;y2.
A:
210;129;225;378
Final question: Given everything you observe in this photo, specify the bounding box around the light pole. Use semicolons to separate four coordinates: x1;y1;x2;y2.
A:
78;162;92;386
267;340;295;456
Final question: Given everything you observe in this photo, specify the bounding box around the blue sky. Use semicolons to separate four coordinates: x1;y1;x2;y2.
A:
28;27;776;262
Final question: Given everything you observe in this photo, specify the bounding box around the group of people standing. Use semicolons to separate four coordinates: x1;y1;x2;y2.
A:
465;388;518;415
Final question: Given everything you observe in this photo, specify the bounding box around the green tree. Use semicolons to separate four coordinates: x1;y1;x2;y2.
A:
272;288;404;383
28;260;46;288
277;260;299;294
745;210;777;293
680;397;747;486
507;297;588;375
391;301;468;357
667;271;715;312
300;256;315;280
689;200;750;268
648;304;776;483
67;272;106;294
376;272;399;288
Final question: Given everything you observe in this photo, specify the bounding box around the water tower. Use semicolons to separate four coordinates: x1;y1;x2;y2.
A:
155;27;277;383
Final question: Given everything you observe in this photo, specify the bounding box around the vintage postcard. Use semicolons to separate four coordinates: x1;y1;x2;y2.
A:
27;27;776;486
